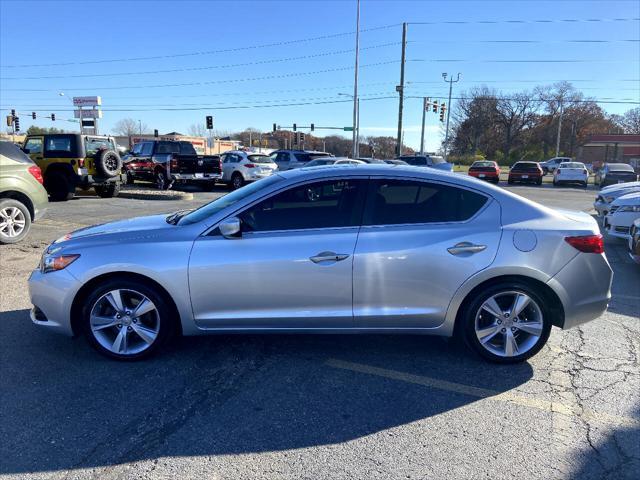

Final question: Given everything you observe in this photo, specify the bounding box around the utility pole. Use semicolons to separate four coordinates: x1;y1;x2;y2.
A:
396;22;407;156
356;97;360;157
555;98;564;157
420;97;428;155
351;0;360;159
442;72;461;159
139;119;142;135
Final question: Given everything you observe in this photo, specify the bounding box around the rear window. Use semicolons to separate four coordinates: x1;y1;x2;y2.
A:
608;163;633;172
512;162;539;171
559;163;584;169
156;142;181;154
46;137;72;152
471;161;495;168
401;156;427;166
429;156;446;165
248;155;274;164
179;142;197;155
0;141;34;164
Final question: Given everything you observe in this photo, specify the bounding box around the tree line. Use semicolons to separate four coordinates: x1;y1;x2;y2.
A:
448;82;640;165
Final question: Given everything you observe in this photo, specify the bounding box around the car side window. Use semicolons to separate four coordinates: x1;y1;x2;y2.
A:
131;143;143;155
24;138;43;154
239;179;366;232
276;152;289;163
364;179;487;226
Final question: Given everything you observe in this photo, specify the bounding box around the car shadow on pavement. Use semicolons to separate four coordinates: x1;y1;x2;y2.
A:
0;308;533;475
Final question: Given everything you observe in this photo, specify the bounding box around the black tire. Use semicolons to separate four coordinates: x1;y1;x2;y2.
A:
81;278;175;361
202;181;218;192
155;170;171;190
553;179;558;186
44;171;75;201
231;173;244;190
507;178;514;185
95;150;123;178
124;169;135;185
536;178;543;186
94;183;121;198
0;198;32;244
460;281;552;364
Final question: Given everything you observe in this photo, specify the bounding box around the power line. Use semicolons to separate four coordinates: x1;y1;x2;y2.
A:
409;17;640;25
411;39;640;44
406;95;640;105
0;60;400;92
0;43;401;81
409;58;638;64
0;23;401;69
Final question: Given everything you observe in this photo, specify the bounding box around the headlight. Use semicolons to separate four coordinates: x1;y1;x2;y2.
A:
618;205;640;213
604;196;614;203
40;253;80;273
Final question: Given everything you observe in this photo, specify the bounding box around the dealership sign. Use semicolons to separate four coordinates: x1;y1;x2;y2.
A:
73;96;102;107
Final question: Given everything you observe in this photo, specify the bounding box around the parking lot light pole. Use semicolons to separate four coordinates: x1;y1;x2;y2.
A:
351;0;360;159
59;92;81;134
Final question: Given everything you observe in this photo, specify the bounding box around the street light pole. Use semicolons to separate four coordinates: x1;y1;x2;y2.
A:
420;97;427;155
555;98;564;157
442;73;461;159
351;0;360;159
396;22;407;156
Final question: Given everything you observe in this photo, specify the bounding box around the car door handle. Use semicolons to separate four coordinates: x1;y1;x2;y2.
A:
447;242;487;255
309;251;350;263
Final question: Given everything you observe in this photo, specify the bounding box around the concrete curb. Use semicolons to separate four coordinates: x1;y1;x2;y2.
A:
118;188;194;201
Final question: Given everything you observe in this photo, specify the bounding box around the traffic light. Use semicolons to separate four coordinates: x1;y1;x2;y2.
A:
310;123;315;132
32;112;36;120
14;117;20;131
10;109;15;117
432;100;438;113
51;113;55;121
293;123;297;132
206;115;213;129
299;132;305;143
6;115;13;127
154;129;159;137
440;103;446;122
424;98;430;111
273;123;277;133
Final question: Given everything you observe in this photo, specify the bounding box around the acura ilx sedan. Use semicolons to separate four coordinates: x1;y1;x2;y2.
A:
29;165;613;363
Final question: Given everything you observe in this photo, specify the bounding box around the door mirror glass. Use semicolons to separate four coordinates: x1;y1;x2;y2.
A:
219;217;241;238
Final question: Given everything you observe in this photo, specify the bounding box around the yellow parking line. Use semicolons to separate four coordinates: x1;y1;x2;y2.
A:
326;359;639;428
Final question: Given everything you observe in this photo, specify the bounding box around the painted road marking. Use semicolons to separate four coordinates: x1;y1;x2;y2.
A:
326;358;639;428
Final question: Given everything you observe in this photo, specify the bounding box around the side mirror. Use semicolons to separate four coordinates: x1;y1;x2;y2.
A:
219;217;241;239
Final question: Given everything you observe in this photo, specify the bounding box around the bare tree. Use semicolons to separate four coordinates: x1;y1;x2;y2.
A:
616;107;640;134
495;91;538;160
112;118;148;137
187;123;207;137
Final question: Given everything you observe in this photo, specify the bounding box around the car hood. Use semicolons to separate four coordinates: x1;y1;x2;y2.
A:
601;186;640;200
53;214;173;245
612;192;640;206
601;181;640;192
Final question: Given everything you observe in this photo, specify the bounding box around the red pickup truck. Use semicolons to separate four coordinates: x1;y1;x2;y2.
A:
122;140;221;190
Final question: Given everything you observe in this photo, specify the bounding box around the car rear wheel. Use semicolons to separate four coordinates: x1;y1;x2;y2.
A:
94;183;121;198
231;173;244;190
461;282;552;363
155;170;170;190
81;279;174;360
45;171;75;201
0;198;31;244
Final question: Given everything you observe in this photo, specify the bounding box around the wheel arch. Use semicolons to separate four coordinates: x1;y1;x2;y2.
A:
44;162;76;178
0;190;35;220
449;273;565;335
70;271;183;337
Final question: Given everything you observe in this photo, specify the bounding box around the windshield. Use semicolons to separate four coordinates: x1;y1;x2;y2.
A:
178;175;284;225
430;156;446;165
248;154;274;164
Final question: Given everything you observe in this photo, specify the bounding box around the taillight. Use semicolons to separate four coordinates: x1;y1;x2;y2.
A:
244;163;256;168
28;165;44;184
565;234;604;254
557;169;561;174
78;158;85;168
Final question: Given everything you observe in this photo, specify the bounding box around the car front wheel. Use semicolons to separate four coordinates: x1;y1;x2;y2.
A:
0;198;31;244
461;282;552;363
81;279;174;360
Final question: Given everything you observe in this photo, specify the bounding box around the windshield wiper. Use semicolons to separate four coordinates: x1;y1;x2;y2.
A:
165;209;192;225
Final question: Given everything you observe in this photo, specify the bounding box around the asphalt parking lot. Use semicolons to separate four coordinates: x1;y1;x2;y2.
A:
1;182;638;480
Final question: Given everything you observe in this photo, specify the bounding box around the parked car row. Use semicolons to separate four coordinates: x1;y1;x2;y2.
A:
593;181;640;258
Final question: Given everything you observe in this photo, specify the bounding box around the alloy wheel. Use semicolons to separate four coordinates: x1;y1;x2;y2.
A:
89;289;160;356
232;175;243;189
474;290;544;358
0;206;26;239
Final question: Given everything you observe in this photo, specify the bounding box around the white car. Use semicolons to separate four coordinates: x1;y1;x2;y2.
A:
304;158;366;168
540;157;572;175
221;151;278;190
593;182;640;218
603;192;640;239
553;162;589;187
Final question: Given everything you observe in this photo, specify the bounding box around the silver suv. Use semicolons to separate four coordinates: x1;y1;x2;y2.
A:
269;150;332;171
220;151;278;190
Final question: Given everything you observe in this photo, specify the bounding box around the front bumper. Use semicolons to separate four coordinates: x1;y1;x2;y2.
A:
593;200;609;217
547;252;613;330
603;213;636;239
28;268;80;336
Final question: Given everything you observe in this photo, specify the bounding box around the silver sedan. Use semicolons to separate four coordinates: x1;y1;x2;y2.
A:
28;165;613;363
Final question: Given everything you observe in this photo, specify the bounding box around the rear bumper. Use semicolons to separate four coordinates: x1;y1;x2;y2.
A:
469;172;499;180
547;252;613;329
509;175;542;182
171;173;222;182
77;173;126;187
